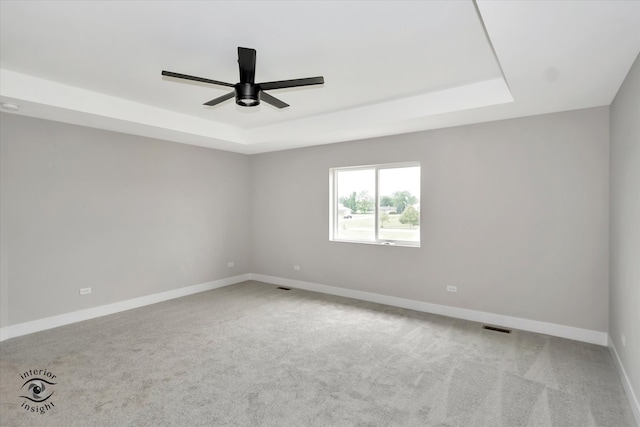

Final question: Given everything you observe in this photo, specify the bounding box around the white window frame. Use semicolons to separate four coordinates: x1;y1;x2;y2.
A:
329;162;420;247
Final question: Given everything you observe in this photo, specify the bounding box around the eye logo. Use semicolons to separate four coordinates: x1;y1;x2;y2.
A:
18;368;58;414
20;378;56;403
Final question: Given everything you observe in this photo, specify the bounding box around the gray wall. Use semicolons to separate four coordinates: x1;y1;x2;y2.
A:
1;106;612;335
251;107;610;332
610;53;640;403
0;113;251;327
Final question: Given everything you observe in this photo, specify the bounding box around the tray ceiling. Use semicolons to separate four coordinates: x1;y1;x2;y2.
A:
1;1;638;153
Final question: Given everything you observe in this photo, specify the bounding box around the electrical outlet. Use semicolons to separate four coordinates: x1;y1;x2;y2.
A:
293;265;301;271
79;287;91;296
447;286;457;293
227;262;235;268
621;333;626;347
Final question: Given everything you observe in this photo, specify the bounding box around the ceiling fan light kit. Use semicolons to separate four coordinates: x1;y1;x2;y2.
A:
235;82;260;107
162;47;324;109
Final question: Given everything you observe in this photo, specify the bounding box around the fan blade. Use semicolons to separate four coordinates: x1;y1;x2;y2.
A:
260;91;289;109
203;91;235;106
162;71;234;87
259;76;324;91
238;47;256;84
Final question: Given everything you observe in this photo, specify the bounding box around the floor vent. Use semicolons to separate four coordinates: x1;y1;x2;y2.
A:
482;325;512;334
276;287;291;291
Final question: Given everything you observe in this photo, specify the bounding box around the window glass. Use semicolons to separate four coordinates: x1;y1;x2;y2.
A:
378;166;420;243
335;169;375;242
331;163;420;247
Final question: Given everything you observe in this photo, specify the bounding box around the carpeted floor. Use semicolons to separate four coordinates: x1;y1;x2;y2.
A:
0;281;635;426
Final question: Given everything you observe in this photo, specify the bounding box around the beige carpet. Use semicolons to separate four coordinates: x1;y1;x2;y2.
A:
0;281;635;426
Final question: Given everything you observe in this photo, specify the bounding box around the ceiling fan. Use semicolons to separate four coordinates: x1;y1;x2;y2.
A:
162;47;324;109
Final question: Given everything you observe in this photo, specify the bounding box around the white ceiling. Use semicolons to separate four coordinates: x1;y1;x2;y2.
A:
1;1;639;154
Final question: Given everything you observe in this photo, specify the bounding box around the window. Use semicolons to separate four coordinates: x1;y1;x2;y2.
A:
330;163;420;247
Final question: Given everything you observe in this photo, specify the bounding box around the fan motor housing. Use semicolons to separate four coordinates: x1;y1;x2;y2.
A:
235;82;260;107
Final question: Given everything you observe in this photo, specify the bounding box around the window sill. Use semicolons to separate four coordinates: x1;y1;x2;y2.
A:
330;239;420;248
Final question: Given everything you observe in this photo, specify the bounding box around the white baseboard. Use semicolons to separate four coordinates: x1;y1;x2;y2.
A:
609;338;640;425
0;274;250;342
249;273;609;346
0;272;609;348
